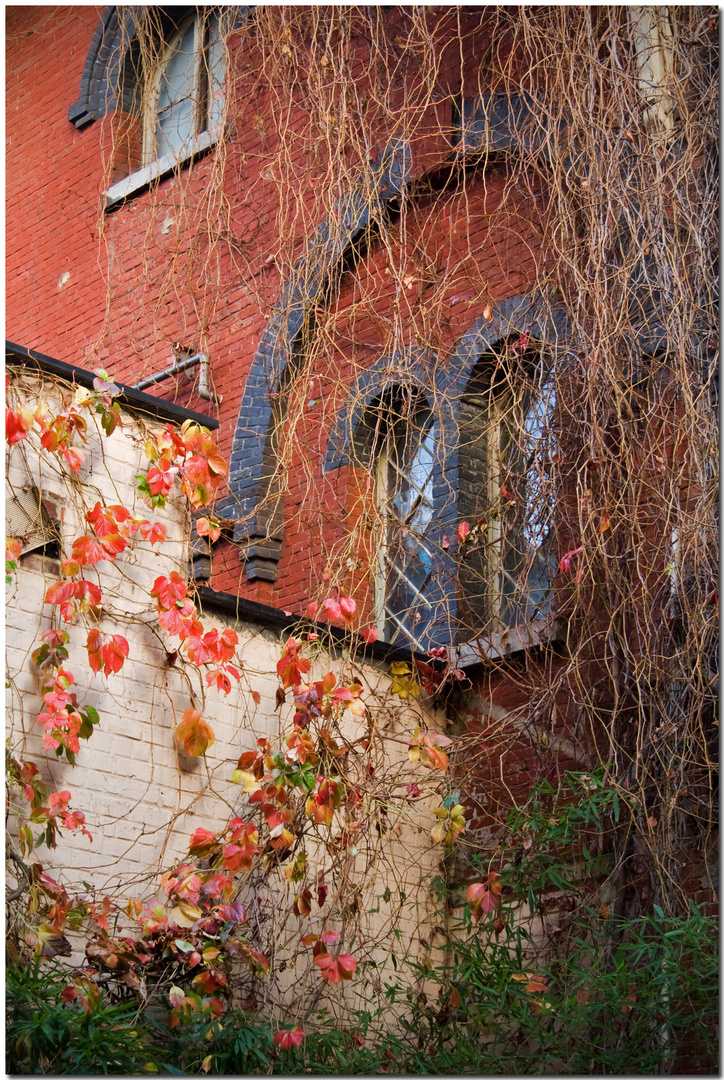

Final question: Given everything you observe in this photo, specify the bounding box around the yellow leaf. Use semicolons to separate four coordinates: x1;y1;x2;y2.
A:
232;769;261;794
431;821;448;844
168;902;202;927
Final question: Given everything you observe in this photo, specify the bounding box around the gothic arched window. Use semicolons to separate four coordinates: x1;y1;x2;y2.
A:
144;9;225;165
457;347;556;637
374;393;437;648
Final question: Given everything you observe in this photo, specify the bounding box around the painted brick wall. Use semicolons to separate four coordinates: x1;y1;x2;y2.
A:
6;367;449;1006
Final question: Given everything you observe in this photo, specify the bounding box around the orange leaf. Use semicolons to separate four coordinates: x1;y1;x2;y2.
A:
175;708;215;757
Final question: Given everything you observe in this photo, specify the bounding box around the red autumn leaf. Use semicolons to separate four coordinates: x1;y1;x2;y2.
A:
306;600;319;619
314;952;356;983
101;635;129;675
45;580;79;607
85;628;103;674
314;953;342;983
277;638;311;689
480;889;499;913
174;707;215;757
139;521;167;545
559;545;584;575
487;871;503;895
188;827;218;852
6;406;34;444
216;628;239;662
466;882;487;904
147;459;175;496
196;516;221;542
320;598;342;621
86;502;130;535
62;447;86;472
201;872;232;899
71;535;105;566
457;520;471;543
339;596;357;622
186;630;221;665
78;580;103;607
151;572;188;610
274;1027;304;1049
159;601;200;639
193;970;227;996
362;626;378;643
337;953;357;976
293;889;312;917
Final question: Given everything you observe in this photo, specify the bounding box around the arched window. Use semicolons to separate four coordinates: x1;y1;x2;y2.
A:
144;9;225;165
106;8;227;200
457;346;555;637
374;393;437;648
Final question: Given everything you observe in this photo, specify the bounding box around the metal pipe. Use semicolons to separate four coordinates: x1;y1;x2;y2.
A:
133;353;203;391
197;353;221;404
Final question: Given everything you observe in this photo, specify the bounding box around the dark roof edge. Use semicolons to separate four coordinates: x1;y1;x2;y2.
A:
196;586;429;665
6;341;219;431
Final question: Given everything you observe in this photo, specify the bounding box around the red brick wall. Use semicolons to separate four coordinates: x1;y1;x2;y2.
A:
7;7;546;617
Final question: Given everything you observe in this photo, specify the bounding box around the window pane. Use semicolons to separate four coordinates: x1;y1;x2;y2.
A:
157;98;195;157
499;378;556;625
380;411;437;648
155;22;196;156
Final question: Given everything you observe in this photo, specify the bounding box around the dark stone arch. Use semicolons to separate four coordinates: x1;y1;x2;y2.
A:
67;7;132;129
226;92;551;582
226;139;411;578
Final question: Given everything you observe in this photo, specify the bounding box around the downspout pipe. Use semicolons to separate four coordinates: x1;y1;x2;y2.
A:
133;353;221;403
133;353;203;391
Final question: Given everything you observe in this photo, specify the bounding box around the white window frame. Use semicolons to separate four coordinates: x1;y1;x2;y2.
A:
630;6;676;133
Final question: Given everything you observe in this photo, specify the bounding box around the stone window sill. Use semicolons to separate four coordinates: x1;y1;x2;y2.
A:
104;129;218;210
455;613;564;668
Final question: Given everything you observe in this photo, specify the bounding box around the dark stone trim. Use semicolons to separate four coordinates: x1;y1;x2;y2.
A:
224;138;411;550
225;95;558;581
67;7;131;129
196;585;429;664
6;342;219;430
324;347;434;472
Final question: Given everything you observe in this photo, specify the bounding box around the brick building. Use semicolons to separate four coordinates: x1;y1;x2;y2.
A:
6;3;718;926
